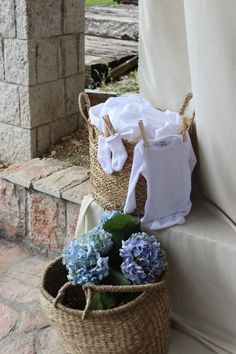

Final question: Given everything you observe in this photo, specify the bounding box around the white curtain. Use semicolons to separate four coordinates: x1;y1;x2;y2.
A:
139;1;236;352
139;0;236;223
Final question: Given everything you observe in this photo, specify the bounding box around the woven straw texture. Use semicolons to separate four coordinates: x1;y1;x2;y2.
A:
78;92;194;215
40;257;170;354
89;125;147;214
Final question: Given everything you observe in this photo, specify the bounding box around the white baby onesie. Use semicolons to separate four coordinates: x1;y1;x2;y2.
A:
124;134;197;230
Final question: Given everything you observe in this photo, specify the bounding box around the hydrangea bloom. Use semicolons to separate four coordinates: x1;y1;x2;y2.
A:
62;239;109;285
119;232;167;285
79;227;113;256
99;210;120;227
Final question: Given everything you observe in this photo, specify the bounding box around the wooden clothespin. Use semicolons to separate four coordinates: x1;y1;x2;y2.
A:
181;114;194;143
181;116;188;143
138;120;149;147
103;114;116;137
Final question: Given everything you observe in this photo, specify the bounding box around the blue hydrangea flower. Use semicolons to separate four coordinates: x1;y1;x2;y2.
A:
119;232;167;285
99;210;120;227
79;227;113;256
62;239;109;285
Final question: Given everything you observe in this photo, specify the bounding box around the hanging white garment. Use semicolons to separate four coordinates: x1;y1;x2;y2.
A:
124;134;196;230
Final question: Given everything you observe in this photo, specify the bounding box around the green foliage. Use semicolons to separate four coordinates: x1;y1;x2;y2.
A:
109;267;132;286
90;292;119;310
104;213;139;233
100;70;139;94
90;293;104;310
103;213;140;264
85;0;113;7
90;268;132;310
89;214;139;311
70;147;89;167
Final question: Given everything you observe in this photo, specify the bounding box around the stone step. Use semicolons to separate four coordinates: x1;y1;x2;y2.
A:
0;158;90;256
85;35;138;86
85;5;139;41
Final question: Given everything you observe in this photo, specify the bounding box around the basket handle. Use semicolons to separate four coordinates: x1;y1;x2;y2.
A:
53;274;167;319
179;92;195;142
81;280;164;319
53;281;72;309
78;92;91;125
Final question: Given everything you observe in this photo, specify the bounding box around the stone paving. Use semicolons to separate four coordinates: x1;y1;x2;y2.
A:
0;238;66;354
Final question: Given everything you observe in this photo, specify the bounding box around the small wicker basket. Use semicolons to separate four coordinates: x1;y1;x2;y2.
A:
40;257;170;354
78;92;194;215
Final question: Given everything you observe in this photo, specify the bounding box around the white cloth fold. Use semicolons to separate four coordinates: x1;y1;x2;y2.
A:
89;94;182;142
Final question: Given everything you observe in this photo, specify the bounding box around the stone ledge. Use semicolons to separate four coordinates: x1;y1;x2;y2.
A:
32;165;89;198
0;158;91;255
2;158;68;188
1;158;90;203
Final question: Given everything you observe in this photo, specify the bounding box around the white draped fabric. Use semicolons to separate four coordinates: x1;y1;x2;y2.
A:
139;1;236;352
139;0;236;222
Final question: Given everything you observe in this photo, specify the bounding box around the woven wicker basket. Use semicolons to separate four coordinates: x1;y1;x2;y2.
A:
40;257;170;354
78;92;194;214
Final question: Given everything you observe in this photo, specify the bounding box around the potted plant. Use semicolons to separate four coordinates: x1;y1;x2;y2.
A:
40;212;170;354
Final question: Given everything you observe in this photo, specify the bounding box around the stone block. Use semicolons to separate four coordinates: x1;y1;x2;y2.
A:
15;0;27;40
0;123;36;163
33;165;89;198
0;179;26;238
2;158;41;178
39;328;66;354
16;0;62;39
0;333;35;354
0;0;15;38
0;40;4;80
19;80;65;129
3;158;67;188
4;39;36;85
50;114;79;145
77;34;85;74
18;306;49;333
64;0;85;34
0;304;18;341
58;35;78;78
62;179;91;204
37;124;50;156
0;255;47;303
66;202;80;245
18;86;30;127
0;83;20;126
65;74;85;115
0;240;28;272
37;39;58;84
27;191;66;251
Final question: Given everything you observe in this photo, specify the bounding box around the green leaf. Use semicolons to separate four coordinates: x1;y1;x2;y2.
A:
109;268;132;286
103;214;139;233
90;293;104;311
100;293;119;309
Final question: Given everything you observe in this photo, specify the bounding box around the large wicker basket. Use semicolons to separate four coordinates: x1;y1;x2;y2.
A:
40;257;170;354
78;92;194;214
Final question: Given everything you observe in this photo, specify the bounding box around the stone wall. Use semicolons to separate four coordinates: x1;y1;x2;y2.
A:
0;0;85;164
0;158;90;256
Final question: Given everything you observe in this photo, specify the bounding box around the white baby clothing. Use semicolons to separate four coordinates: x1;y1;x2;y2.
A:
89;95;181;142
106;133;128;171
124;134;197;230
97;136;113;174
